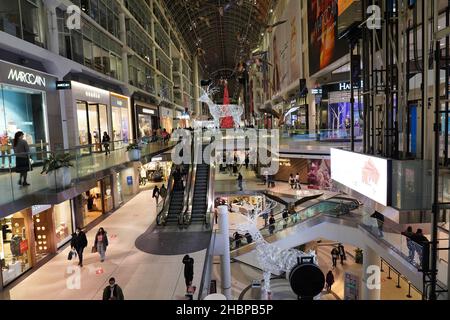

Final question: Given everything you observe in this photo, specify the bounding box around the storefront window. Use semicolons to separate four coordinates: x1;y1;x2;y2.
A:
81;181;104;227
53;201;73;248
0;210;32;286
33;207;53;262
0;0;45;46
0;84;48;167
139;160;171;187
112;106;122;142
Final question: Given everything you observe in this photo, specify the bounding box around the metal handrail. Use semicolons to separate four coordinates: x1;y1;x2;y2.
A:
198;230;217;300
180;135;196;226
156;163;176;226
229;200;348;251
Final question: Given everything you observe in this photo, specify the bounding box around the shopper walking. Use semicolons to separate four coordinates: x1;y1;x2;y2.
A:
325;271;335;292
331;247;339;268
262;210;269;227
337;243;346;265
402;226;415;262
411;229;430;271
268;214;276;235
244;152;250;170
237;172;243;191
13;131;31;187
233;232;242;248
102;277;124;300
182;255;194;291
70;227;88;267
152;185;160;204
289;174;295;189
102;132;111;155
282;209;289;229
371;211;385;237
94;227;108;262
295;173;301;190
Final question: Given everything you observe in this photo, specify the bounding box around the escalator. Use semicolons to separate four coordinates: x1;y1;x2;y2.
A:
230;198;360;255
165;163;190;225
189;144;211;224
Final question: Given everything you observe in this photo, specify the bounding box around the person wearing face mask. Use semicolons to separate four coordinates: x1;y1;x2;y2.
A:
94;227;108;262
103;277;124;300
70;227;88;267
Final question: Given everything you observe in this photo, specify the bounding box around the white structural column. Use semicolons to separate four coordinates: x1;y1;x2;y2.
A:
45;1;59;55
361;245;381;300
218;205;232;300
193;55;200;116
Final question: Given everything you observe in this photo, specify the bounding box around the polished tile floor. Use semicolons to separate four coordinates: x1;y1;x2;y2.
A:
2;189;206;300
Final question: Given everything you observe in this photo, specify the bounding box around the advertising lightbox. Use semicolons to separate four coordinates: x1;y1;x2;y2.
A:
331;148;390;205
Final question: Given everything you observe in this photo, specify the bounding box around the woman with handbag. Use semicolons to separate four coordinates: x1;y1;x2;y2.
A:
94;227;108;262
13;131;31;187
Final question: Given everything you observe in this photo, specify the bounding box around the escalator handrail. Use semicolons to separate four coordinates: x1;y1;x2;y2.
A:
229;200;343;251
183;136;198;226
156;163;176;225
178;138;196;226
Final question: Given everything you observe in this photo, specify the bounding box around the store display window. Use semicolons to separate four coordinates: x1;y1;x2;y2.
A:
33;209;53;262
53;201;74;248
76;101;109;154
81;182;104;227
0;211;32;286
139;160;171;187
0;84;48;167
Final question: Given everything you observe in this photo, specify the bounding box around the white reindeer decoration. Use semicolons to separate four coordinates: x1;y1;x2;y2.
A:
234;200;318;298
198;85;244;128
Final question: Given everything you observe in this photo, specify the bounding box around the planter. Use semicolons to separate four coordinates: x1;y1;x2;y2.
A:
128;149;141;161
47;167;72;189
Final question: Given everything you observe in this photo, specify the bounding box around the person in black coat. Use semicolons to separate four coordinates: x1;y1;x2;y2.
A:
325;270;335;292
71;227;88;267
182;255;194;290
103;277;124;300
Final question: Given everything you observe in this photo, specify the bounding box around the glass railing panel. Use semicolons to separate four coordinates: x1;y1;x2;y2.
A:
360;214;427;269
0;140;177;208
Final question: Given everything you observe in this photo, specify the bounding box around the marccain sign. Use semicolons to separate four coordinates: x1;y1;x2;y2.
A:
7;68;46;87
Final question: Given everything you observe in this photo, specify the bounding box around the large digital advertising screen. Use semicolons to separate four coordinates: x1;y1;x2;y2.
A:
331;148;390;205
307;0;349;76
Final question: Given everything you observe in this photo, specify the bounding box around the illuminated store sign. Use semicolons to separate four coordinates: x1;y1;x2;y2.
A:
8;69;46;87
56;81;71;90
142;109;155;115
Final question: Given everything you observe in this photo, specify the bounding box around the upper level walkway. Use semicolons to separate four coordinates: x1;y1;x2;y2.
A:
0;141;176;217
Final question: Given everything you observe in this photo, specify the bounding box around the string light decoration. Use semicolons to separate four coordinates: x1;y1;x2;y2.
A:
234;200;319;297
198;84;244;128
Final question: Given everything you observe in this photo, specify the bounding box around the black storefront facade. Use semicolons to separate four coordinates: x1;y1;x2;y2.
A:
131;91;160;141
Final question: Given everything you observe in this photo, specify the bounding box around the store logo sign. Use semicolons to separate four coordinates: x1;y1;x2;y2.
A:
8;69;46;87
85;91;101;99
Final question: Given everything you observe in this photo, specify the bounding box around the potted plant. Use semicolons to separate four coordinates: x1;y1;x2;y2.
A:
354;248;363;264
126;142;142;161
41;153;73;189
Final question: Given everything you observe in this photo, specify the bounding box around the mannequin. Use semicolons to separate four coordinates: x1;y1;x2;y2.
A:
10;234;22;257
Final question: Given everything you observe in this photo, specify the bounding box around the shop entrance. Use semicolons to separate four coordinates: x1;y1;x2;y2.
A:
77;101;109;155
80;177;113;228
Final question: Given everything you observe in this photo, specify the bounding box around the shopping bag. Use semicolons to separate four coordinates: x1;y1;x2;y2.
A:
68;250;73;260
91;246;97;253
